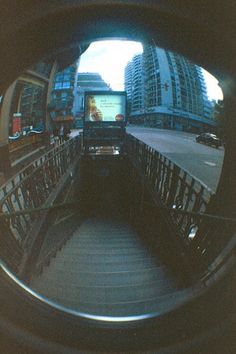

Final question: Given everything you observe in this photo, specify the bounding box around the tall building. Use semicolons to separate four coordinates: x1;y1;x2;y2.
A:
73;72;111;117
125;54;144;116
125;45;215;132
50;63;77;119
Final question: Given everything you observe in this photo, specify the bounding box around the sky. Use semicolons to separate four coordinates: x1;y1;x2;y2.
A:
78;40;223;101
201;69;223;100
78;40;143;91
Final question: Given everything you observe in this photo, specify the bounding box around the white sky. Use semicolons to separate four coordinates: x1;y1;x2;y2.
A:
201;69;223;100
78;40;223;100
78;40;143;90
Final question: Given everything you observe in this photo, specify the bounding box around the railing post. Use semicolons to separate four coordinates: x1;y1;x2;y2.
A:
125;133;215;276
167;164;181;207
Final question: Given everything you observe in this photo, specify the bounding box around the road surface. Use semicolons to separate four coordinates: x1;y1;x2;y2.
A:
127;126;224;192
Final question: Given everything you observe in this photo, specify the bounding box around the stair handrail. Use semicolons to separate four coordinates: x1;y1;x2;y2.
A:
126;133;235;277
0;136;81;272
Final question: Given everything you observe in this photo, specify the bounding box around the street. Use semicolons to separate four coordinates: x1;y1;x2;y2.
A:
127;126;224;192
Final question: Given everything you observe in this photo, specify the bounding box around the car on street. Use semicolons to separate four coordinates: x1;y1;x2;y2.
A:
196;132;221;148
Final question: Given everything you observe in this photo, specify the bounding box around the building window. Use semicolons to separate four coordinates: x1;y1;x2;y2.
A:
62;82;70;89
54;83;62;89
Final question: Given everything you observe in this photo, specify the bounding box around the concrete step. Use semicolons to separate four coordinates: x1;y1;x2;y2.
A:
31;216;180;317
46;252;160;265
53;247;151;256
37;256;161;272
47;288;193;317
69;232;137;242
65;237;141;246
32;277;176;304
33;266;171;288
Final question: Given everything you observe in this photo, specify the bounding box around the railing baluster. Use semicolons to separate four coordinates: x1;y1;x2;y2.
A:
0;136;81;271
126;133;218;273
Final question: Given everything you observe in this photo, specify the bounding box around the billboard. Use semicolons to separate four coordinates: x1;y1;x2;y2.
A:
84;91;126;123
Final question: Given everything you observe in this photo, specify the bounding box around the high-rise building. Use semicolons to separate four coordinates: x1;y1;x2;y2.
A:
50;63;77;118
125;45;215;132
125;54;144;116
73;72;111;117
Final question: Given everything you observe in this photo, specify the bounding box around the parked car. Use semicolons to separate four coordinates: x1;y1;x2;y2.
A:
196;133;221;148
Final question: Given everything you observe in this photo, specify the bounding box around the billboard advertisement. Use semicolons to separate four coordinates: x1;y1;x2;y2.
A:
84;91;126;123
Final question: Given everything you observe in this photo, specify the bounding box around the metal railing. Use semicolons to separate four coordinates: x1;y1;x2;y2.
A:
126;134;211;235
1;132;234;280
0;137;81;271
126;134;235;276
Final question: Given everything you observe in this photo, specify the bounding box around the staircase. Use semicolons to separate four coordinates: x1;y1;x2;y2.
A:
30;217;193;318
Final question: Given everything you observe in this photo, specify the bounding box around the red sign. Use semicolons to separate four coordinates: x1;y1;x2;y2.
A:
12;117;21;134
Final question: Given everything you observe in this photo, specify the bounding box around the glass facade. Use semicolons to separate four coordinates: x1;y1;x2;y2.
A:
50;64;77;116
125;45;215;132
